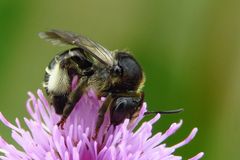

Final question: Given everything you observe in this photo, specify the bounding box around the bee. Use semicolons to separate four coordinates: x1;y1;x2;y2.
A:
39;29;182;138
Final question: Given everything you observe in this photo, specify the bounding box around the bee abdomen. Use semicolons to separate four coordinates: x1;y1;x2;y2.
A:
43;62;70;95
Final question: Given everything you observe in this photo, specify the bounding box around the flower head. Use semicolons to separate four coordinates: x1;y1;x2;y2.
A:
0;90;204;160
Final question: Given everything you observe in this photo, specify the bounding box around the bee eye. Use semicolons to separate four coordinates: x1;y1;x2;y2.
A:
111;65;123;76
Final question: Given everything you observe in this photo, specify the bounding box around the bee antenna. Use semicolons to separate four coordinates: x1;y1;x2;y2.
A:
144;108;184;116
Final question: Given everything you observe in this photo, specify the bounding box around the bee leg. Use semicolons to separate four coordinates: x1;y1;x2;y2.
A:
109;92;144;127
93;94;114;139
67;59;94;78
60;48;94;77
51;95;68;114
68;48;94;75
57;77;88;129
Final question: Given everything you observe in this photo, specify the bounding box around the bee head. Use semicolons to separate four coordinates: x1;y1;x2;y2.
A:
109;51;144;92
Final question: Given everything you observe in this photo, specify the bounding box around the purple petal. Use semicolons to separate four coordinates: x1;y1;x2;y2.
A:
189;152;204;160
0;90;203;160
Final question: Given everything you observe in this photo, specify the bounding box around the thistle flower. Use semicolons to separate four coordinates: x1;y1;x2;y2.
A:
0;89;204;160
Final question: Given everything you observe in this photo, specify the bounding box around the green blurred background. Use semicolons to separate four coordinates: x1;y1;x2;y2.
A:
0;0;240;159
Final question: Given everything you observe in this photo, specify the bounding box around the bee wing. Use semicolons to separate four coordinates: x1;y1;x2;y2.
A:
39;29;114;66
